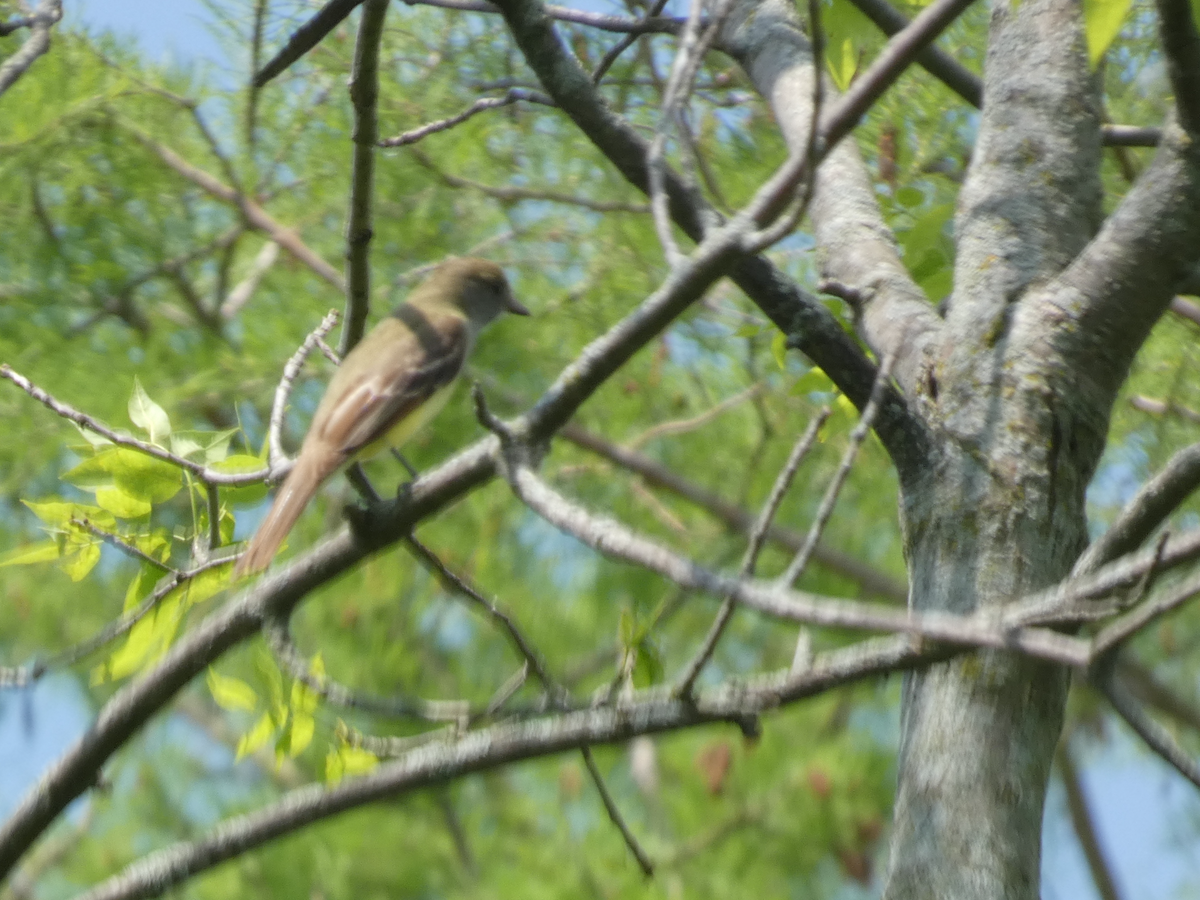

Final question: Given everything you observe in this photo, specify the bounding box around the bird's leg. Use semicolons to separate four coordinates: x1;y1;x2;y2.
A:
391;449;419;479
345;463;381;504
343;463;387;545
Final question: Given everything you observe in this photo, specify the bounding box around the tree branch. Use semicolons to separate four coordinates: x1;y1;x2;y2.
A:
1075;440;1200;574
119;122;345;291
1057;738;1124;900
489;0;931;478
716;0;945;395
559;423;908;600
676;407;829;696
380;88;555;147
341;0;388;354
1037;122;1200;401
255;0;365;87
1154;0;1200;134
0;0;61;97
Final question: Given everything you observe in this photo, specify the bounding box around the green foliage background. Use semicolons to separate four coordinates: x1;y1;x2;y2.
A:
0;0;1196;896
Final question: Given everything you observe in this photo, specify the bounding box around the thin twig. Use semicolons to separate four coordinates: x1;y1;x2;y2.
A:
561;423;907;599
380;88;554;146
738;0;826;253
627;383;763;448
676;408;830;696
268;309;342;472
262;615;473;722
411;149;649;213
0;558;230;688
0;365;266;487
70;519;174;574
404;535;558;696
778;355;894;588
1057;737;1125;900
1076;441;1200;574
1097;666;1200;790
581;746;655;877
591;0;670;84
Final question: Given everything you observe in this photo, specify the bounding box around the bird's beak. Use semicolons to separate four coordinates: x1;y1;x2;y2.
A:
505;294;531;316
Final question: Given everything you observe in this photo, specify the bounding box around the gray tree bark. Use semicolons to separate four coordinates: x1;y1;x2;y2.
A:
712;0;1200;896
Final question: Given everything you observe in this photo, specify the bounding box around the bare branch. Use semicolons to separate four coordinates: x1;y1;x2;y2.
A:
255;0;365;87
407;0;688;34
0;0;61;97
119;122;345;291
1154;0;1200;134
778;356;893;588
627;383;762;448
0;365;267;488
70;519;174;574
262;615;473;722
1097;665;1200;790
1101;125;1163;147
1129;394;1200;424
718;0;946;393
489;0;931;475
1057;739;1125;900
341;0;389;354
676;408;829;696
591;0;670;83
581;747;655;877
1037;122;1200;401
1075;440;1200;574
268;310;342;472
412;149;649;213
220;240;281;320
404;534;559;696
1118;658;1200;733
66;634;943;900
560;423;908;599
0;558;231;689
1170;295;1200;326
380;88;554;146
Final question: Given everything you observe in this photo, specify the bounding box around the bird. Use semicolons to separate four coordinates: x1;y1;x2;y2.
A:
234;257;529;575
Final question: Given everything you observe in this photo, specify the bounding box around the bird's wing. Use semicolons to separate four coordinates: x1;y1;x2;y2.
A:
315;315;469;457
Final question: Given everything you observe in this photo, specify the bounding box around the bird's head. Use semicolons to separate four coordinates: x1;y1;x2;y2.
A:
428;257;530;328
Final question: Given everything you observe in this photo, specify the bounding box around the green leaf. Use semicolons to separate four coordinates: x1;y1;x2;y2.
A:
770;330;788;371
325;744;379;784
128;377;171;444
1082;0;1133;66
279;706;315;758
61;538;101;581
95;485;152;518
64;448;182;504
23;499;114;530
208;668;259;712
0;540;61;568
95;593;183;681
178;564;231;609
237;711;278;761
792;368;834;395
632;639;663;688
212;454;269;504
895;186;924;208
830;37;857;91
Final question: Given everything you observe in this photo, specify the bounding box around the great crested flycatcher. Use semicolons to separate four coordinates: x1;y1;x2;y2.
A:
235;257;529;575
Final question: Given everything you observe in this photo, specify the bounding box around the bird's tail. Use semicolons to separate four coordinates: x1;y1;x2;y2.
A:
234;451;332;577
